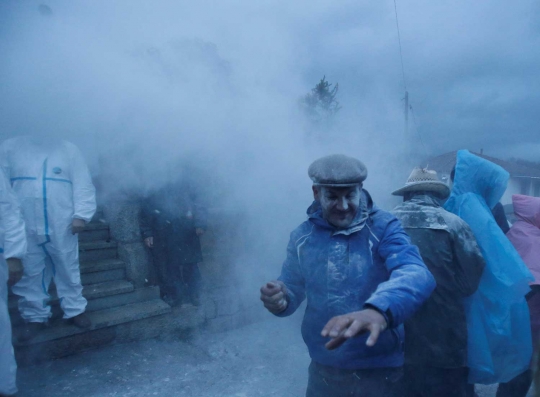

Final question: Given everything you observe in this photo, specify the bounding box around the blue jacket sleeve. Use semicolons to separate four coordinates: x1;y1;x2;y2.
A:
276;233;306;317
365;218;436;328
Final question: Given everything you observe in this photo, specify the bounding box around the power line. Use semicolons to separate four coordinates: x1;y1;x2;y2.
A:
393;0;407;92
393;0;429;158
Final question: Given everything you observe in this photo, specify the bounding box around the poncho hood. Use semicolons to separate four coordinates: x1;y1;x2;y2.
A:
513;194;540;228
507;194;540;285
451;150;509;210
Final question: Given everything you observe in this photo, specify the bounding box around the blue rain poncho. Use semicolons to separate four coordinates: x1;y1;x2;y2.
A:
444;150;533;384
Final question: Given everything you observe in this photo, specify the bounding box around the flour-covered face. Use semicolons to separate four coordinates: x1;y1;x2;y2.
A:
313;185;361;229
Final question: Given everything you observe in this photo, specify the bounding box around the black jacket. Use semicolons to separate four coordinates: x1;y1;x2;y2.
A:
140;182;207;265
491;202;510;234
393;194;485;368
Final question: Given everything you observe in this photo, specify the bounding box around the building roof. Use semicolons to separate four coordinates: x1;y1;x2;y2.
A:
426;151;540;178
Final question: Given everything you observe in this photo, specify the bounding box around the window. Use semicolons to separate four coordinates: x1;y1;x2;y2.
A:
520;179;532;195
534;181;540;197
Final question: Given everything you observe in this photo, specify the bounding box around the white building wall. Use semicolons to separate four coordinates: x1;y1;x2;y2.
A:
533;179;540;197
501;178;522;205
501;178;540;205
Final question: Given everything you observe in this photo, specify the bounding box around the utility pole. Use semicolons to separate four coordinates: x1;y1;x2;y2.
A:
404;90;409;138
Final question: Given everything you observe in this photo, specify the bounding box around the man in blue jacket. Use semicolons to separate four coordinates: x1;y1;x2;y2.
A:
260;154;436;397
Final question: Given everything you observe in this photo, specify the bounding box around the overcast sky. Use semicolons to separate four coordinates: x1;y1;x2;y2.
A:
0;0;539;200
1;1;538;155
294;0;540;161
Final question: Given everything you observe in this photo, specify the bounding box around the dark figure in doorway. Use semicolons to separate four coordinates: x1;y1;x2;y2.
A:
140;178;207;306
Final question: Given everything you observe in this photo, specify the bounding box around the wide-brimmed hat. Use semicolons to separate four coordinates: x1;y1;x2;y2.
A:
392;167;450;198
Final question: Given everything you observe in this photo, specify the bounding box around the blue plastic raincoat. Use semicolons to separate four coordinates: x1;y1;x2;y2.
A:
444;150;533;384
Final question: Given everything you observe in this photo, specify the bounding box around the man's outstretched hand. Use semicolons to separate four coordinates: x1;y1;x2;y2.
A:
321;308;387;350
260;280;288;314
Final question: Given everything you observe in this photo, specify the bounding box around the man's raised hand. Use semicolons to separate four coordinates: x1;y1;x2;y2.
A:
144;237;154;248
71;218;86;234
260;280;288;314
321;308;387;350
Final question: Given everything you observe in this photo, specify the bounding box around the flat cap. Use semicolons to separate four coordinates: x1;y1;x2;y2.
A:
308;154;367;187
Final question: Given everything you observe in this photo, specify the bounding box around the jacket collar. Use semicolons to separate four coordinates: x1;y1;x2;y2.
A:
405;193;443;208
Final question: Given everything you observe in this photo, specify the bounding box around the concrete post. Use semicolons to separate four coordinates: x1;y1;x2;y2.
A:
103;200;150;288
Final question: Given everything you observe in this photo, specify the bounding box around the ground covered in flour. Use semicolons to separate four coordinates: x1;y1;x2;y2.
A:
17;317;516;397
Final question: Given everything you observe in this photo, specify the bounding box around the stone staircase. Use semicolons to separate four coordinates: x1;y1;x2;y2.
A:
9;214;172;365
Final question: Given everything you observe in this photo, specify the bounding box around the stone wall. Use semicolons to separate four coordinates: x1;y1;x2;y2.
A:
103;200;264;334
103;200;151;288
199;209;266;332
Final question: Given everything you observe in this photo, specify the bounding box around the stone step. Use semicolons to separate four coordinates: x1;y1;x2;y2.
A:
78;222;110;242
79;258;125;273
13;299;171;347
81;267;125;285
14;299;184;366
79;240;117;262
8;280;134;312
91;208;105;222
85;286;161;312
81;279;135;300
9;286;161;327
7;259;126;298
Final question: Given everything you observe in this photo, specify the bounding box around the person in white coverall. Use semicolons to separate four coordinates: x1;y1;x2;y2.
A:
0;168;27;397
0;136;96;340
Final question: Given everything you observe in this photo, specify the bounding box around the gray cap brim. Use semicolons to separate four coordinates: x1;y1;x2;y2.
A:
308;154;368;186
313;182;362;188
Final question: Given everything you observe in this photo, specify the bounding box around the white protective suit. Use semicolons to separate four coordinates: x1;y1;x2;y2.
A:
1;137;96;323
0;168;27;396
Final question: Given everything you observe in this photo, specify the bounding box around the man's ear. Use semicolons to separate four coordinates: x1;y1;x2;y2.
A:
312;185;320;201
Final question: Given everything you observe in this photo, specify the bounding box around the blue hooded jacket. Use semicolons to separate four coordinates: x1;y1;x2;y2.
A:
444;150;533;384
276;190;436;369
